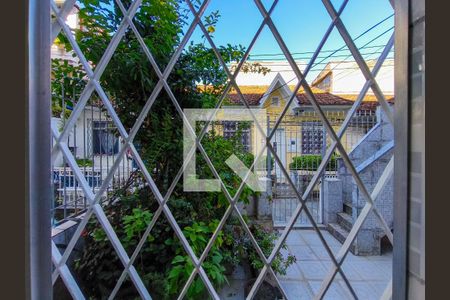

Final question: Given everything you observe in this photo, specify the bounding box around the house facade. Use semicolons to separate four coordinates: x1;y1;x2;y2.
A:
221;73;386;182
218;68;393;228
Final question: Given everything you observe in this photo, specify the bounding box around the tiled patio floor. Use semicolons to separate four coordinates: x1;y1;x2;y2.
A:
279;230;392;300
220;229;392;300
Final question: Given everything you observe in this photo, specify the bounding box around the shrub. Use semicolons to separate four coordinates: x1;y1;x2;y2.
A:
166;221;227;299
289;154;338;171
222;217;296;277
75;158;93;167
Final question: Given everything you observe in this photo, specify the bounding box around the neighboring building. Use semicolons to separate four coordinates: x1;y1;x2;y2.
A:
51;4;127;173
311;59;394;96
221;73;384;181
51;5;133;220
218;69;394;229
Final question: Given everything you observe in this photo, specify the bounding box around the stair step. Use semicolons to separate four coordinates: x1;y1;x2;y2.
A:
327;223;348;244
343;202;353;214
327;223;357;254
337;212;353;232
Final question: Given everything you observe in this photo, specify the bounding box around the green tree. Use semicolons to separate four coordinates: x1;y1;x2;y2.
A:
54;1;292;299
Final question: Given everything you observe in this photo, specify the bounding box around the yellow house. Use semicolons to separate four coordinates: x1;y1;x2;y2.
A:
220;73;389;181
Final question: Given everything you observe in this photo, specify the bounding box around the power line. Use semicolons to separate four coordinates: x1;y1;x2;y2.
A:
252;57;394;72
247;13;394;59
248;44;390;58
328;27;394;82
266;62;394;73
311;14;394;69
242;19;395;101
246;50;394;63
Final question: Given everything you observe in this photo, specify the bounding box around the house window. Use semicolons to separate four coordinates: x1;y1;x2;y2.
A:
222;121;251;152
92;121;119;155
301;121;323;154
271;96;280;106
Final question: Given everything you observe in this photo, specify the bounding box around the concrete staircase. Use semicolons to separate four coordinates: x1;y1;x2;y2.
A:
327;202;386;256
327;203;357;254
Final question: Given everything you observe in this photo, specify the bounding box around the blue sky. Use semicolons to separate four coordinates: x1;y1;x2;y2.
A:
185;0;394;80
91;0;394;81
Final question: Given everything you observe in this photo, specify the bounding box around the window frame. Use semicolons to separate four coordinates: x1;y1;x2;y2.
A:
271;96;280;107
91;120;119;156
27;0;411;298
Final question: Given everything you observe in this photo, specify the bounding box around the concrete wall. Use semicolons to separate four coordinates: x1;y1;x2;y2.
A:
333;106;394;255
339;106;393;208
238;178;273;220
407;0;425;297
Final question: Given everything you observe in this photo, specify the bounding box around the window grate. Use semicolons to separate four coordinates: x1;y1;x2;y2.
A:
49;0;396;299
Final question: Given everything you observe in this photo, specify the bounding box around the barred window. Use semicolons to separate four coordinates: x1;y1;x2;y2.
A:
301;121;323;154
222;121;251;152
92;120;119;155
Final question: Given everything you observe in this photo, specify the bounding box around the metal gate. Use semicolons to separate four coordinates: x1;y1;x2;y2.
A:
270;114;376;227
49;0;396;299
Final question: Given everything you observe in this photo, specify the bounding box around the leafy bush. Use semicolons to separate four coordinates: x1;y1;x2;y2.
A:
289;154;338;171
51;58;86;118
249;224;296;276
65;1;294;299
75;158;93;167
222;218;296;277
166;221;227;299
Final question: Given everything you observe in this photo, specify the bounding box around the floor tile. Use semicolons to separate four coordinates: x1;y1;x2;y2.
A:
289;245;317;261
348;261;391;281
285;231;307;246
372;282;391;298
299;231;326;246
297;261;328;280
309;280;352;300
279;263;303;280
309;245;340;260
272;230;394;299
341;281;380;300
280;281;313;300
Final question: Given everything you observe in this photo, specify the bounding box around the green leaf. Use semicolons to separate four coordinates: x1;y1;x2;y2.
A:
172;255;186;264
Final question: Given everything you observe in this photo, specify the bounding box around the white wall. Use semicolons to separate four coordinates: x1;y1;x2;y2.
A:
52;108;134;182
328;60;394;95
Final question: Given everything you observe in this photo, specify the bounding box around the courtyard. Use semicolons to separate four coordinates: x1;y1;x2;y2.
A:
47;0;401;299
221;230;392;300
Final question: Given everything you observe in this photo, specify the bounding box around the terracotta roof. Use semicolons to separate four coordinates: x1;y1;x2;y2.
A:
226;93;262;105
296;91;353;106
337;94;394;102
200;85;395;112
226;86;354;106
356;97;395;111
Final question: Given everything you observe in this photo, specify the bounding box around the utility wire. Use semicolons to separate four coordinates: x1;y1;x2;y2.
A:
250;51;389;62
243;19;394;100
248;44;391;59
248;50;394;65
327;27;394;82
247;13;394;59
311;13;393;69
332;41;394;82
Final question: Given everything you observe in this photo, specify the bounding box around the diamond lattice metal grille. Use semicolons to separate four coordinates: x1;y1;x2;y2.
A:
50;0;395;299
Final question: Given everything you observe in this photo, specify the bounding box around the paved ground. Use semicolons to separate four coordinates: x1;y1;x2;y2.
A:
220;229;392;300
